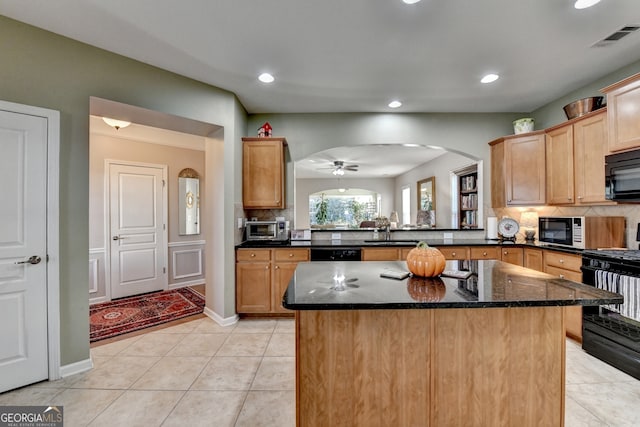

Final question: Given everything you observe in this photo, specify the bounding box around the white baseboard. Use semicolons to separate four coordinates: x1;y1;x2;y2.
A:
169;279;205;290
204;307;238;326
89;296;109;305
59;357;93;378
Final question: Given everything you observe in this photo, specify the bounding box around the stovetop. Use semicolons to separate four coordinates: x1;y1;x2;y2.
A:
582;250;640;262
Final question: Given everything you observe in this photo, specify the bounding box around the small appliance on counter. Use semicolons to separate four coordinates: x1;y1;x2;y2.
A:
245;219;289;243
537;216;625;249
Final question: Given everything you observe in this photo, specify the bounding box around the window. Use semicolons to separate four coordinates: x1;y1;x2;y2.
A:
309;189;378;228
402;186;411;226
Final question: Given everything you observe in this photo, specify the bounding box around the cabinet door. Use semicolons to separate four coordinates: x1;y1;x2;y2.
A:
490;140;506;208
574;111;611;204
546;125;574;205
501;247;523;266
604;74;640;152
242;138;285;208
236;262;271;313
505;134;546;205
362;248;400;261
523;248;543;271
273;262;298;314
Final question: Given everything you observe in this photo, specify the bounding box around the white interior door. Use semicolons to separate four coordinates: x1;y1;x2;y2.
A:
109;162;167;299
0;108;49;393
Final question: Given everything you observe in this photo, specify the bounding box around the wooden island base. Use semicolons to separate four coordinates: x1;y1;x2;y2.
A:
295;307;565;427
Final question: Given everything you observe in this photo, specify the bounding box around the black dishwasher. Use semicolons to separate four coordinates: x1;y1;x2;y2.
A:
310;248;362;261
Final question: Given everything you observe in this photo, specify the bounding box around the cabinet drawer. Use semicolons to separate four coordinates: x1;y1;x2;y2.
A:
544;251;581;272
236;248;271;262
435;246;469;260
362;248;399;261
469;247;500;259
273;248;310;262
545;265;582;282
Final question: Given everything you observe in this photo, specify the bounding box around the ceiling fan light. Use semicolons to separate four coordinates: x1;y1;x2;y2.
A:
102;117;131;130
333;168;345;176
388;100;402;108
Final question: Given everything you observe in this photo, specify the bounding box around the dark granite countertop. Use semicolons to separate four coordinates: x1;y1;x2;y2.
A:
236;239;583;255
282;260;622;310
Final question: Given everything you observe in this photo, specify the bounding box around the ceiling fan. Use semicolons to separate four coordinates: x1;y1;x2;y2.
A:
320;160;359;175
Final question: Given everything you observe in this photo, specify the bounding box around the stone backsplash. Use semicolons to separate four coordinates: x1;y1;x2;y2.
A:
490;204;640;249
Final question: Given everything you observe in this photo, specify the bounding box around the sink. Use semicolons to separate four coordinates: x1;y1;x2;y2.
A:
364;240;419;245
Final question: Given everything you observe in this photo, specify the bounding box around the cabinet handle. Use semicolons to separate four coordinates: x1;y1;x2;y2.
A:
559;259;564;263
289;253;294;257
559;274;565;279
251;253;256;257
568;197;572;201
451;252;456;257
265;266;269;269
503;251;508;255
275;265;280;269
577;195;583;199
482;252;487;256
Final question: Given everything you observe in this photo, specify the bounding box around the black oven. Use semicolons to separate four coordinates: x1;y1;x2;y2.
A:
605;149;640;202
581;250;640;380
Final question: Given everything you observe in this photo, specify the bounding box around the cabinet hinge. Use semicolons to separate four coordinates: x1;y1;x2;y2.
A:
163;267;166;274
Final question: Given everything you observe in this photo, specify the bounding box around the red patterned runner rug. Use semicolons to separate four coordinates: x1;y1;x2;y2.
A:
90;287;205;342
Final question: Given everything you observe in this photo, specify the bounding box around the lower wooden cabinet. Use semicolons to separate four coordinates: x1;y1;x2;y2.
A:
361;247;402;261
543;250;583;341
236;248;309;314
500;247;524;266
524;248;544;271
435;246;469;260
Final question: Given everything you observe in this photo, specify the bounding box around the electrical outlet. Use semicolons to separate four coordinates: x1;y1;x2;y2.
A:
443;232;453;239
331;233;341;240
237;218;243;229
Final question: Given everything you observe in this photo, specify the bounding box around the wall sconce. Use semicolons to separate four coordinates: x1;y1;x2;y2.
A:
102;117;131;130
520;211;539;242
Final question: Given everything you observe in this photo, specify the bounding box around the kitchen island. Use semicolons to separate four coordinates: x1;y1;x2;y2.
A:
282;260;622;427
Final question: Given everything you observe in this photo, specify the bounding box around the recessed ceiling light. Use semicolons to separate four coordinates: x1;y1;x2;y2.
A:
258;73;275;83
403;0;422;4
574;0;601;9
388;100;402;108
481;73;500;84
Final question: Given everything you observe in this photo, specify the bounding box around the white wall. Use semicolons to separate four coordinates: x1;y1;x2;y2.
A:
393;151;479;228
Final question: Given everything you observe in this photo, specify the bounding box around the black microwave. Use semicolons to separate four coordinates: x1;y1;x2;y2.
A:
605;149;640;202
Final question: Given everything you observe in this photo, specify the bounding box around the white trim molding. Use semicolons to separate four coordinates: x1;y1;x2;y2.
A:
204;307;238;327
168;240;206;247
172;248;203;279
169;279;205;290
59;357;93;378
89;259;99;293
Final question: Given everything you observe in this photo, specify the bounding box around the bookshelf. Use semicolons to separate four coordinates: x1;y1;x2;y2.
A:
458;166;479;229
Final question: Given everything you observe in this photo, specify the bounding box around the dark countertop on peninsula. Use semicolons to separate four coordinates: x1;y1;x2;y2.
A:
282;260;622;310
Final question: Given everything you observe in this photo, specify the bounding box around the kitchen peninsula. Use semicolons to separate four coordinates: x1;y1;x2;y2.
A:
283;260;622;426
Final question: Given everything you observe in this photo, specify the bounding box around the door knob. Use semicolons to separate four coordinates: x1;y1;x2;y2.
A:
112;235;126;241
15;255;42;265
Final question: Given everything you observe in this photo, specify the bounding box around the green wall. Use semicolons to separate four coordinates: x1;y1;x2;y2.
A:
0;16;243;366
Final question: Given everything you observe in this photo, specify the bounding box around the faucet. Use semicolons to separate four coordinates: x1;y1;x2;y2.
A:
384;224;391;241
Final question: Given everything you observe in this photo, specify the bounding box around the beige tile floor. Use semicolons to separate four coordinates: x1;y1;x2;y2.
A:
1;317;639;426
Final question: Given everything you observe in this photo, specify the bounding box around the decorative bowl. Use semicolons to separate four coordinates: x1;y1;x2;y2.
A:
562;96;604;120
513;118;535;134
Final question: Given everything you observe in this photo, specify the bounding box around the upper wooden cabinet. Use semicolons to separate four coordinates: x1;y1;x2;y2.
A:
545;110;611;205
490;132;546;207
602;72;640;152
242;137;286;208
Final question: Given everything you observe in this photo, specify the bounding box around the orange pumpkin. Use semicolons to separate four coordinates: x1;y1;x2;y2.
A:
406;241;446;277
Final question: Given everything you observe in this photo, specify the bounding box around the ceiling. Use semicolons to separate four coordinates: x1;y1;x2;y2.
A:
295;145;447;179
2;0;640;115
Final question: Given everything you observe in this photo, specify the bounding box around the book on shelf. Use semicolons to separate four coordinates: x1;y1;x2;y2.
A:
461;193;478;209
461;175;476;191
